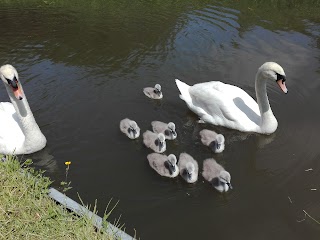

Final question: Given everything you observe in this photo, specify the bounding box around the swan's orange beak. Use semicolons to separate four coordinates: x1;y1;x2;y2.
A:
7;77;24;100
276;79;288;94
12;87;24;100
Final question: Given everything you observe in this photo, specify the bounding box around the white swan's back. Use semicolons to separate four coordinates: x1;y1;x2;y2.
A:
176;79;261;132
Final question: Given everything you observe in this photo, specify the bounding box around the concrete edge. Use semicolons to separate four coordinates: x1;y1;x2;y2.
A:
48;187;135;240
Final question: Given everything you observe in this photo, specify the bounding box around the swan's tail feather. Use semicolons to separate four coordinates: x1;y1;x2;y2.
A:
175;79;192;103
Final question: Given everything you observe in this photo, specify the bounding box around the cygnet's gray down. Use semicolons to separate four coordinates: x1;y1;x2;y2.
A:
143;130;166;153
143;84;163;99
147;153;179;178
151;121;177;140
199;129;225;153
178;152;198;183
202;158;232;193
119;118;140;139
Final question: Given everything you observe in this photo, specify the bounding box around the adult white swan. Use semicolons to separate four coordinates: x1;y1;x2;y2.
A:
0;64;47;154
175;62;288;135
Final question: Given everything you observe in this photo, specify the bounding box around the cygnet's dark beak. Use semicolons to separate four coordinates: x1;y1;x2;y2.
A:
168;162;176;174
216;142;221;150
154;89;161;96
158;140;163;151
129;127;136;138
227;182;233;190
186;170;192;179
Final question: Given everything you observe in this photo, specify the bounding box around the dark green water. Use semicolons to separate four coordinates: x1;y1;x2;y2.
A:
1;0;320;239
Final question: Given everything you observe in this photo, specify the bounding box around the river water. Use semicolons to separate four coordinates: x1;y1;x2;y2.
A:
0;1;320;239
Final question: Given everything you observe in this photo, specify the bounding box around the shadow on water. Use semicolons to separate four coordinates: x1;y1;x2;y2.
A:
1;0;320;239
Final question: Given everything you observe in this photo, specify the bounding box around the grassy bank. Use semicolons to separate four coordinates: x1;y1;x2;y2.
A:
0;155;120;240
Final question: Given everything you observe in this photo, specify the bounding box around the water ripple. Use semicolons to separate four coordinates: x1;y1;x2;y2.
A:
188;4;240;36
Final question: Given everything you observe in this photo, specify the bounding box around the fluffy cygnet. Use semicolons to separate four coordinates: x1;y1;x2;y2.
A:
143;84;163;99
120;118;140;139
178;152;198;183
143;130;166;153
151;121;177;140
199;129;225;153
202;158;232;193
147;153;179;178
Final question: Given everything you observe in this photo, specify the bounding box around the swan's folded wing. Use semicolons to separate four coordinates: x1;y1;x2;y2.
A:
189;81;260;127
0;104;25;151
189;82;238;122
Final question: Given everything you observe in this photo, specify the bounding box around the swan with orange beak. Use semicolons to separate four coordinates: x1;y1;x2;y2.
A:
0;64;47;154
275;72;288;93
176;62;289;134
6;75;24;100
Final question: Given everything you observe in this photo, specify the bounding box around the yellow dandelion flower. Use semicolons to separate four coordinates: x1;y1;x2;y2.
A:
65;161;71;166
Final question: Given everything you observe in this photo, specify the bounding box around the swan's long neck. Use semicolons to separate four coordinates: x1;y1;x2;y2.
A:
255;72;278;134
5;84;46;152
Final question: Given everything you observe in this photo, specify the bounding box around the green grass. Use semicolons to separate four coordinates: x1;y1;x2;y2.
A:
0;155;122;240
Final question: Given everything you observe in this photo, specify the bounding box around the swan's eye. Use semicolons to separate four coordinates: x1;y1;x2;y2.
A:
5;77;18;89
275;72;286;82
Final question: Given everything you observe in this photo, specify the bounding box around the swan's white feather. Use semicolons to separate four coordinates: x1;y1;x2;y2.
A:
175;62;286;134
0;102;25;153
0;64;46;154
186;80;260;132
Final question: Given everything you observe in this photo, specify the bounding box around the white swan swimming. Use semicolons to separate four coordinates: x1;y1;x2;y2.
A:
175;62;288;135
0;64;47;154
